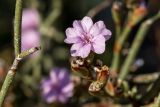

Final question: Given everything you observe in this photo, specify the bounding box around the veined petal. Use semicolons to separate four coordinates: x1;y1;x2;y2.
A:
90;21;112;40
70;43;84;57
73;20;84;34
90;21;105;36
101;28;112;40
64;37;81;44
65;28;79;38
92;35;106;54
81;16;93;33
77;44;91;58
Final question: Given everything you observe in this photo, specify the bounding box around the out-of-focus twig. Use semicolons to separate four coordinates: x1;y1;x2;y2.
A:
87;0;112;18
154;92;160;107
139;73;160;104
130;72;160;84
111;4;147;73
111;1;122;39
43;0;62;26
0;47;40;107
40;0;63;41
111;25;131;73
119;11;160;81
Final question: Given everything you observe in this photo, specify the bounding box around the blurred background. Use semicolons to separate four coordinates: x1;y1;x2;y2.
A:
0;0;159;107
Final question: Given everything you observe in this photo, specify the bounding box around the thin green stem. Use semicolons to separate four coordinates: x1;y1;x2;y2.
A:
0;70;15;106
14;0;23;56
115;25;121;39
119;11;160;81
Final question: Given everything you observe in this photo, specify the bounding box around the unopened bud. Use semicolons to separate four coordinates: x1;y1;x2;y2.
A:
71;57;92;79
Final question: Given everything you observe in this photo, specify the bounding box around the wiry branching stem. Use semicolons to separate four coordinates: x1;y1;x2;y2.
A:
0;47;40;107
0;0;41;106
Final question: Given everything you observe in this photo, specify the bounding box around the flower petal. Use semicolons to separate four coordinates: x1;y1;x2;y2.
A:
62;83;74;94
101;28;112;40
81;16;93;33
77;44;91;58
41;79;52;95
45;95;56;103
58;94;67;103
90;21;105;36
73;20;84;34
70;43;84;57
64;37;81;44
92;35;106;54
90;21;112;40
65;28;79;38
50;71;58;84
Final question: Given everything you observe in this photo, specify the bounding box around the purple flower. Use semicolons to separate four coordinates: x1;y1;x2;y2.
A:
22;9;40;30
64;16;112;58
41;68;74;103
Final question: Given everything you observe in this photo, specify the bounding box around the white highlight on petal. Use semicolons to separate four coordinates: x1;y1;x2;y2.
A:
92;35;106;54
58;71;66;80
77;44;91;58
50;71;58;84
62;83;74;94
81;16;93;33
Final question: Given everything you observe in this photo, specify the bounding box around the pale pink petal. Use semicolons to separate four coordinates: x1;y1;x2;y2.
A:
65;28;79;38
102;29;112;40
73;20;84;34
92;35;105;54
90;21;105;36
81;16;93;33
22;9;39;30
90;21;112;40
70;43;84;57
77;44;91;58
21;30;40;51
64;37;81;44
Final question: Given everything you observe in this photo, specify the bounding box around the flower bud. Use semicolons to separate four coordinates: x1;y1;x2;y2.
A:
71;57;92;79
88;81;106;96
128;1;147;27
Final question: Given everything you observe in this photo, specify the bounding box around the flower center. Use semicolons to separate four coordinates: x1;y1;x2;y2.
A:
83;33;93;44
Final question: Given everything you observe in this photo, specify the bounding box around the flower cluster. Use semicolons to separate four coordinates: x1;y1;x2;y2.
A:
64;16;112;58
21;9;40;52
41;68;74;103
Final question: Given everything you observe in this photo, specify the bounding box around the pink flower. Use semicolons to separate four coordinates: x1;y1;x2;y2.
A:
21;9;40;56
21;30;40;51
22;9;40;30
64;16;112;58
